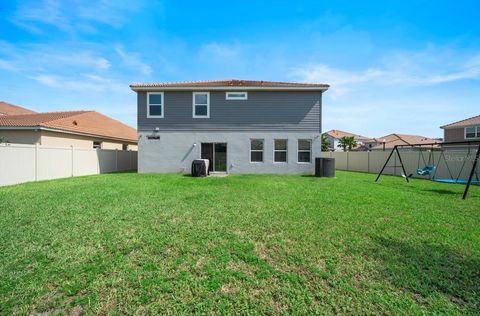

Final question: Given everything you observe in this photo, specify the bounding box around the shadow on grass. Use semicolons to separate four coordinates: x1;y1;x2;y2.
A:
422;188;458;195
370;236;480;311
374;181;474;198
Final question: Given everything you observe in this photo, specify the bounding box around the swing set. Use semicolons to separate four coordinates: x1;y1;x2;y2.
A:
375;140;480;199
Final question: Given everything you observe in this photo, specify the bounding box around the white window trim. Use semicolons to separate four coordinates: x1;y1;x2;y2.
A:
147;92;164;118
297;139;312;164
273;139;288;163
192;92;210;118
226;91;248;100
465;126;480;139
250;139;264;163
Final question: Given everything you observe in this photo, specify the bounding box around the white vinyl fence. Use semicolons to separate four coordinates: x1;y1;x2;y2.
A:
320;150;479;180
0;143;137;187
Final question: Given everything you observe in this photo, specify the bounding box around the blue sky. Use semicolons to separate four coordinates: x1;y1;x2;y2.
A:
1;0;479;137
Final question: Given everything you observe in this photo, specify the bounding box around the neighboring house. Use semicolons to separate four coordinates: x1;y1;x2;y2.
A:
323;129;375;151
369;133;441;150
440;115;480;142
0;101;37;116
130;79;329;174
0;110;138;150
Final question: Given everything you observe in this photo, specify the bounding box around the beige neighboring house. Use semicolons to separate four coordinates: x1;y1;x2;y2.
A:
370;133;441;151
440;115;480;142
0;103;137;150
323;129;375;151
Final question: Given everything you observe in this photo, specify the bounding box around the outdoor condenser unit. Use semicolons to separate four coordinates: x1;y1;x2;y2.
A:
315;157;335;177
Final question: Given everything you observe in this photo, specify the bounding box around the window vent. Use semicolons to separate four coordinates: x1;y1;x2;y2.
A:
226;92;248;100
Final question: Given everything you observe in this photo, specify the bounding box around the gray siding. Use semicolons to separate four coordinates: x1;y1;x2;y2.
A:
137;91;322;132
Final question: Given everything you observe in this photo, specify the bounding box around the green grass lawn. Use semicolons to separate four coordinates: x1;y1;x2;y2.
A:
0;171;479;315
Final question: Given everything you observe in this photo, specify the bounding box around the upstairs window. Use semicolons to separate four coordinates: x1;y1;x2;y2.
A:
147;92;164;118
193;92;210;118
226;92;248;100
298;139;312;163
274;139;288;163
250;139;264;162
465;126;480;139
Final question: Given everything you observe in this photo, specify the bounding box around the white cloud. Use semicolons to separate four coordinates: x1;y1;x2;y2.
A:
115;45;152;76
0;59;22;72
289;48;480;137
291;52;480;96
13;0;70;31
291;64;384;96
0;42;111;72
53;51;111;69
0;41;128;93
29;74;58;86
199;42;241;59
197;42;246;66
11;0;144;34
29;73;126;93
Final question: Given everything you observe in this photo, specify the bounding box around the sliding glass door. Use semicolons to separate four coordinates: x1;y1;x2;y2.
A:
201;143;227;172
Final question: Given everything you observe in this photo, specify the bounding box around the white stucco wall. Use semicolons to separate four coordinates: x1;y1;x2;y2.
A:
325;135;342;151
138;131;321;174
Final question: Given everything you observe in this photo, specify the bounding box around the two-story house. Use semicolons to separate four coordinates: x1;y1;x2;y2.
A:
130;79;329;174
323;129;375;151
441;115;480;142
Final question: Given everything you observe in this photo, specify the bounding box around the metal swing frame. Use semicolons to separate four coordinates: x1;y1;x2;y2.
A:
375;140;480;199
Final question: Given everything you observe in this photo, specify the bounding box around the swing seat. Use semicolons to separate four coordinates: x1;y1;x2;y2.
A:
432;179;480;185
416;165;436;176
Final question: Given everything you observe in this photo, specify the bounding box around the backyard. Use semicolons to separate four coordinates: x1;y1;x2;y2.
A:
0;171;479;314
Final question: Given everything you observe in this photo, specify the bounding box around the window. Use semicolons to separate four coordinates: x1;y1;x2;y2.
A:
193;92;210;118
250;139;264;162
465;126;480;139
226;92;248;100
274;139;288;162
93;141;102;149
298;139;312;163
147;92;164;118
122;144;128;150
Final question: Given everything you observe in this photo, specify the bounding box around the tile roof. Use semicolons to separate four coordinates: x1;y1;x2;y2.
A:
324;129;374;141
440;114;480;129
0;101;37;115
0;111;137;143
370;133;441;150
130;79;329;89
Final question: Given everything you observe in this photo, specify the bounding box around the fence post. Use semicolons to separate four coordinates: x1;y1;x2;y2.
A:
347;151;349;171
115;149;118;172
367;151;370;173
71;145;74;177
35;143;39;181
393;152;397;176
129;150;132;170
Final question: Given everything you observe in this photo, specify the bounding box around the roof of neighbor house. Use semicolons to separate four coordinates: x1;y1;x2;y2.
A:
0;111;137;143
324;129;374;142
370;133;441;149
0;101;37;116
440;114;480;129
130;79;330;90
